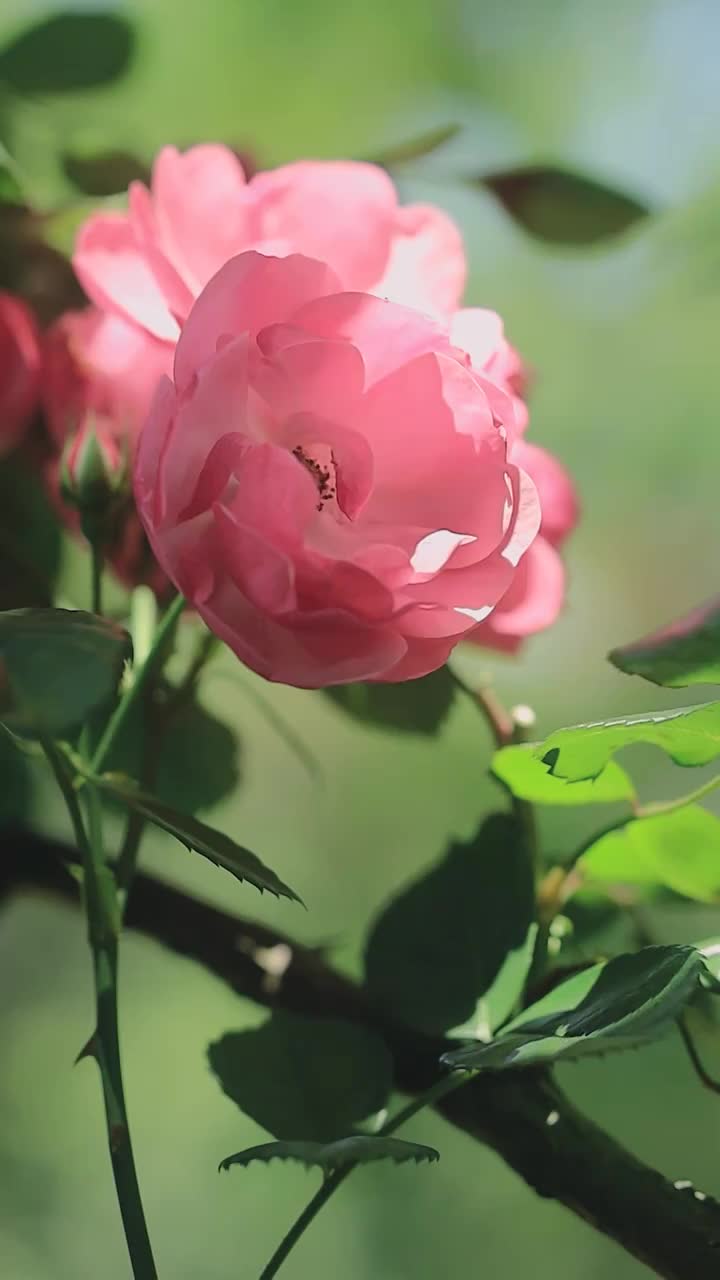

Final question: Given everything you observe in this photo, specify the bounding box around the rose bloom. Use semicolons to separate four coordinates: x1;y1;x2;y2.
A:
135;250;541;687
55;143;577;637
0;291;41;453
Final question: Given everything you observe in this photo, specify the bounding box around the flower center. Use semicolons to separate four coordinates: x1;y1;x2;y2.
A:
292;444;337;512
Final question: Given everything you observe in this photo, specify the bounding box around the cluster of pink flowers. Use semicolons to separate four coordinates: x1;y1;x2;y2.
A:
0;144;578;686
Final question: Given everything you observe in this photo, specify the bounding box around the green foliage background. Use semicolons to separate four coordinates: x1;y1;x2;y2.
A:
3;0;720;1275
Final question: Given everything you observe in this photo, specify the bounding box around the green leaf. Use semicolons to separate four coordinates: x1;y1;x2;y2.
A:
581;806;720;902
365;123;460;167
61;150;150;197
0;609;130;738
209;1014;393;1142
323;666;455;735
443;944;715;1071
219;1136;439;1173
364;813;534;1035
93;773;300;903
609;598;720;688
493;744;635;806
478;165;650;245
0;13;135;94
538;701;720;782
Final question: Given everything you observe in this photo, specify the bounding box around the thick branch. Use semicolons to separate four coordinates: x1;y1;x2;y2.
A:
4;828;720;1279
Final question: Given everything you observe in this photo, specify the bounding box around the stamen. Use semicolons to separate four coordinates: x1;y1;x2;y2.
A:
292;445;337;512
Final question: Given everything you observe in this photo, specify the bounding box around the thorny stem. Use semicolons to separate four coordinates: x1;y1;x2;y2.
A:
258;1071;470;1280
42;740;157;1278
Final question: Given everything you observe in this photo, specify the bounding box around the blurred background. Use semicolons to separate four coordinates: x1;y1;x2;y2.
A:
2;0;720;1276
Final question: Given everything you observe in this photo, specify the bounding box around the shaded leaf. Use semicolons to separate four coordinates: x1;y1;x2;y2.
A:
538;701;720;782
209;1014;392;1142
61;149;150;197
447;923;538;1040
493;743;635;806
478;165;650;245
219;1136;439;1173
443;944;716;1071
103;691;241;814
0;609;130;738
0;13;135;94
94;773;300;902
364;813;534;1035
366;123;460;167
323;666;455;735
609;598;720;688
581;806;720;902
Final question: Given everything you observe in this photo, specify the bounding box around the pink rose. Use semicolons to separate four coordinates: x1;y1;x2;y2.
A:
135;251;541;688
73;145;466;342
0;291;41;454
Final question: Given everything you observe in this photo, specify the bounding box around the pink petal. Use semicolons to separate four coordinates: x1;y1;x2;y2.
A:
249;161;397;289
214;502;297;615
174;252;341;390
254;328;365;422
468;536;567;650
512;441;579;545
128;182;195;324
74;213;180;341
291;291;450;389
159;334;252;522
198;576;408;686
379;202;466;314
359;352;507;552
149;145;252;293
134;374;177;527
376;635;458;682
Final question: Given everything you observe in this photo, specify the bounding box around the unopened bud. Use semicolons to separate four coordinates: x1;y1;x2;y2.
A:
60;418;129;546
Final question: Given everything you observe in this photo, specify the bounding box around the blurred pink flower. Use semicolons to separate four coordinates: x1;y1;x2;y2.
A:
0;291;41;453
74;145;466;341
135;251;541;687
41;308;171;591
43;307;171;451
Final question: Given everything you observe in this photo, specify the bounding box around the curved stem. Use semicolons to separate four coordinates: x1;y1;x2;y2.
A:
90;593;184;777
639;772;720;818
259;1071;469;1279
677;1015;720;1096
43;741;157;1277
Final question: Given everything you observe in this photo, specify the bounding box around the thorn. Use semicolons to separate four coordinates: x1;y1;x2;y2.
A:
74;1032;98;1065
